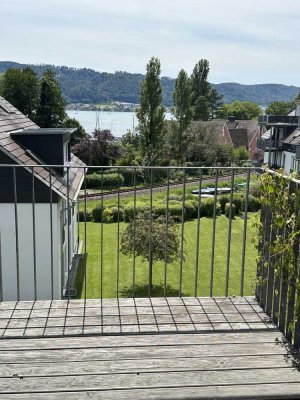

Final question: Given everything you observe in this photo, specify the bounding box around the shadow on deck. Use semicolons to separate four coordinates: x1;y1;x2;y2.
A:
0;296;300;399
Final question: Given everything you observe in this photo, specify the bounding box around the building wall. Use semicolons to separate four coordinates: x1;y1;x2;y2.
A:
283;151;295;173
0;203;62;301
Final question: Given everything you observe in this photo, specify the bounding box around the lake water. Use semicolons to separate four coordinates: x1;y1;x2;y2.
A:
67;110;172;137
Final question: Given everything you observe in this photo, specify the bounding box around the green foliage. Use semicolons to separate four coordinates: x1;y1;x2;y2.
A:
219;195;230;213
191;60;211;121
91;205;104;222
2;67;39;120
117;131;140;166
123;202;148;222
61;117;85;146
102;208;113;223
232;194;243;213
109;206;124;222
169;69;193;164
220;101;261;120
232;146;250;164
201;198;221;217
85;173;124;190
225;203;236;218
78;210;92;222
246;195;261;212
120;211;181;265
265;101;295;116
35;69;66;127
136;57;165;165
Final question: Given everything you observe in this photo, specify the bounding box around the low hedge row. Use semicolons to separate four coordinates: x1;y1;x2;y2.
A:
79;194;260;223
85;173;124;190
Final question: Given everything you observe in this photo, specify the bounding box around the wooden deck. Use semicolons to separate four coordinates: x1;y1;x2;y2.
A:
0;297;300;399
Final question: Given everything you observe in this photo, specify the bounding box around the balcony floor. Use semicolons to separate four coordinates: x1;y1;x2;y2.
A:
0;297;300;399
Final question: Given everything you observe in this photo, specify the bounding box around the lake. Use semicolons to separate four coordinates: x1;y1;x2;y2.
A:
67;110;172;137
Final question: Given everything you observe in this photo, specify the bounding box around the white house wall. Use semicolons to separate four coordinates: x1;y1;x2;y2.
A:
283;151;294;174
0;203;61;301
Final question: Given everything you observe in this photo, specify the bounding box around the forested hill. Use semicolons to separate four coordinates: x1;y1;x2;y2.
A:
0;61;299;106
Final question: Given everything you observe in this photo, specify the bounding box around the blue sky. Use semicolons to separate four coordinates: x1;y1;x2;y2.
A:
1;0;299;85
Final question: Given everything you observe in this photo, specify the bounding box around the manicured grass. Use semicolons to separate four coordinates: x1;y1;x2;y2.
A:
76;213;257;298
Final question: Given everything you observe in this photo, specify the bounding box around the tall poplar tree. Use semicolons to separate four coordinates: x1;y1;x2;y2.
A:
191;59;211;121
170;69;193;164
136;57;165;165
35;69;66;128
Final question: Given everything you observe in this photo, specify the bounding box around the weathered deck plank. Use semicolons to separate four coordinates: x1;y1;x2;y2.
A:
0;297;299;399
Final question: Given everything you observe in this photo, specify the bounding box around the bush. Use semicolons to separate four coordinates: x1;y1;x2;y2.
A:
225;203;236;218
166;195;182;202
232;194;243;213
202;198;221;217
249;181;261;198
109;206;124;222
246;194;261;212
78;210;92;222
169;204;186;222
121;169;144;186
86;173;124;190
102;208;113;223
123;202;148;222
219;195;230;213
92;205;104;222
184;201;196;219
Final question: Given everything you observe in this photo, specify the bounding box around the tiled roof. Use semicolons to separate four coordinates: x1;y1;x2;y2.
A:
0;96;85;200
227;120;260;148
282;128;300;146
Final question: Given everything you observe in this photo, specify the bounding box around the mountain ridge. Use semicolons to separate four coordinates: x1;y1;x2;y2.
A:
0;61;299;106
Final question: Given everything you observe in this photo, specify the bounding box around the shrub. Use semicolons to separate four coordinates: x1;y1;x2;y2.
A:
123;202;148;222
78;210;92;222
166;195;182;202
169;204;185;222
184;201;196;219
86;173;124;190
225;203;236;218
202;198;221;217
219;195;230;213
246;194;261;212
121;169;144;186
232;194;243;213
109;206;124;222
249;181;261;198
92;205;104;222
102;208;113;223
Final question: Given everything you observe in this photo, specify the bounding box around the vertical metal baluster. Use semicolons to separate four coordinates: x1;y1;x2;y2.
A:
148;168;153;298
31;167;37;301
116;169;121;298
132;168;137;298
84;167;87;302
164;169;170;298
66;167;70;302
194;169;203;298
179;169;186;297
49;173;54;300
210;168;218;297
225;170;234;297
0;230;3;302
240;169;250;296
13;167;20;301
100;168;104;300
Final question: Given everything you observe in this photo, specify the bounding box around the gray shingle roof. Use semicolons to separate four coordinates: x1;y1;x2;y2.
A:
0;96;85;200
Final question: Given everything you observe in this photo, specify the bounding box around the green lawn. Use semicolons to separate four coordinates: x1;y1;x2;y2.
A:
76;214;257;299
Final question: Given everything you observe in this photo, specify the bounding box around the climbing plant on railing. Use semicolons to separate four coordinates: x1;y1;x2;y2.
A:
253;168;300;333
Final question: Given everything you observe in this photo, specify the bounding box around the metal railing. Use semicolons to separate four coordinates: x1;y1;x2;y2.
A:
258;115;299;125
0;164;260;303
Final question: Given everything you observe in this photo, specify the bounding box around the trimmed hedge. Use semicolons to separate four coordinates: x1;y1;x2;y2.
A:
92;205;104;222
86;173;124;190
78;210;92;222
201;198;221;217
246;194;261;212
225;203;236;218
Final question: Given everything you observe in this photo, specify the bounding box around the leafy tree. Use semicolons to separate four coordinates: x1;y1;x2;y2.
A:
120;211;180;288
61;117;86;146
219;101;261;120
2;67;39;120
191;59;211;121
72;129;120;166
232;146;249;165
117;130;140;165
169;69;193;164
136;57;165;165
265;101;295;116
208;87;223;118
35;69;66;127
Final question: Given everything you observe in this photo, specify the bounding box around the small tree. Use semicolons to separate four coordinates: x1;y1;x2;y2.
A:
61;116;86;146
136;57;165;165
265;101;295;116
120;211;181;288
219;101;261;120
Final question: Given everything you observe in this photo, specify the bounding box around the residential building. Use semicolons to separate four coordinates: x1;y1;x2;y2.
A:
0;96;85;301
257;101;300;173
